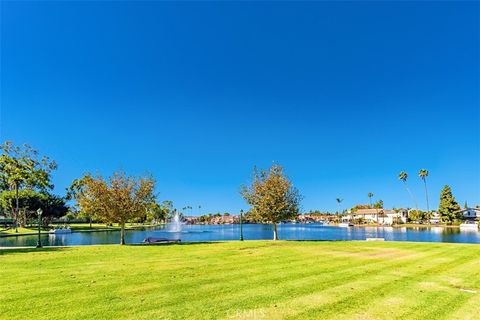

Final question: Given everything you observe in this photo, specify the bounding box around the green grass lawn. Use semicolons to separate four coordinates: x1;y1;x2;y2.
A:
0;222;155;235
0;226;50;235
1;241;479;320
0;224;110;235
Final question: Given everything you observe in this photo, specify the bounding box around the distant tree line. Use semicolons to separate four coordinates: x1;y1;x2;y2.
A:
1;141;475;244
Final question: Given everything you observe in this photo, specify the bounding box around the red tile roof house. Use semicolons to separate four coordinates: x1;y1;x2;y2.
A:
351;209;408;225
297;214;324;223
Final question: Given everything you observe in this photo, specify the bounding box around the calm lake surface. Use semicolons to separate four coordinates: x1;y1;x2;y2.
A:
1;224;480;247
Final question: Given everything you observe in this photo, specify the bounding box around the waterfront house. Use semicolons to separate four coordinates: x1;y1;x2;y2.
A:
352;209;408;225
297;214;325;223
430;211;441;224
456;208;480;220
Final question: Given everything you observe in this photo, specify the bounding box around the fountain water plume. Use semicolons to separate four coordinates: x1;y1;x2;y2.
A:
169;210;182;233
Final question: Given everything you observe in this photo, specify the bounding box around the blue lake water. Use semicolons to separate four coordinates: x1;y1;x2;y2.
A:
1;224;479;247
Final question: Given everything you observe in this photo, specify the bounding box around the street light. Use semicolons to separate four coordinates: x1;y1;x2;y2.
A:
36;208;43;248
239;209;244;241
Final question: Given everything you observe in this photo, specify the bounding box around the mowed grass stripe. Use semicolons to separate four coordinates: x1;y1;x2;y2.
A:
285;247;479;320
111;244;453;318
1;241;479;320
257;247;458;319
0;242;456;312
167;241;436;315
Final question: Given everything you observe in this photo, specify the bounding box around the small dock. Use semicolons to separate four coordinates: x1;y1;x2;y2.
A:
142;237;181;244
366;237;385;242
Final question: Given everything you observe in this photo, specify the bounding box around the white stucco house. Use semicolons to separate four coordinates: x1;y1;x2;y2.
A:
456;208;480;220
351;208;408;225
429;211;441;224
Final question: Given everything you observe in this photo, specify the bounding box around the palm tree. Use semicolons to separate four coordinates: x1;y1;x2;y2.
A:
398;171;418;212
418;169;430;214
336;198;343;215
368;192;374;208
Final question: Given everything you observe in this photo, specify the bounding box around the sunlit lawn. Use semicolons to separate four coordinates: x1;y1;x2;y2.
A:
0;223;154;235
0;226;49;235
1;241;479;320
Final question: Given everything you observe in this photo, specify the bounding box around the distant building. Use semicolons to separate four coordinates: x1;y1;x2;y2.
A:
429;211;441;224
352;208;408;225
297;214;325;223
183;214;239;225
455;208;480;220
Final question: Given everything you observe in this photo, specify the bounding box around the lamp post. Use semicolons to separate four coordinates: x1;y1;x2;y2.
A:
36;208;43;248
239;209;244;241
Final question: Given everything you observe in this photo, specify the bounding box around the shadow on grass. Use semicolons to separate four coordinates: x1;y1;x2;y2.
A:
0;240;355;255
128;241;228;247
0;246;72;256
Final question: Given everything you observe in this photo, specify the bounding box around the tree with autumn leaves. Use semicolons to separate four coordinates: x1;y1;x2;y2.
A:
68;171;156;244
241;164;301;240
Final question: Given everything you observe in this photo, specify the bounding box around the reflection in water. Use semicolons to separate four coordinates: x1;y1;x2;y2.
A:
1;224;479;247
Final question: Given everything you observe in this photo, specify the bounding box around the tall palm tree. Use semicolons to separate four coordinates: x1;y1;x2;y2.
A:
418;169;430;214
368;192;374;208
336;198;343;215
398;171;418;212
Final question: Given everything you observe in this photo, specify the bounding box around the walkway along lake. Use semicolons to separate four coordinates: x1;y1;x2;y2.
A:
1;224;480;247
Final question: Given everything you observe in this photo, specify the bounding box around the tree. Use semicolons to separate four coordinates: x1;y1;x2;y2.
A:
241;164;301;240
0;189;43;227
73;171;156;244
40;194;69;225
373;200;383;209
0;190;67;227
373;199;384;223
66;176;94;227
368;192;374;208
148;200;173;223
336;198;343;214
0;142;57;231
418;169;430;213
438;185;461;223
398;171;418;212
408;209;427;222
350;204;370;212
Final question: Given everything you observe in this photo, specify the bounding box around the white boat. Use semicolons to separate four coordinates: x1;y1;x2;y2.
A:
49;228;72;234
339;222;354;228
459;221;479;230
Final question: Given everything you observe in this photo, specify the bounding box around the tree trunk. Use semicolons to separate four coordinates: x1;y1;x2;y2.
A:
273;223;278;241
404;182;419;212
423;179;430;213
89;216;92;229
120;222;125;245
14;184;19;233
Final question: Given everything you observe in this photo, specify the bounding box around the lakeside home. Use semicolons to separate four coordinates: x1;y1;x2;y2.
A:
349;209;408;225
184;215;239;225
456;207;480;220
430;211;441;224
297;214;325;223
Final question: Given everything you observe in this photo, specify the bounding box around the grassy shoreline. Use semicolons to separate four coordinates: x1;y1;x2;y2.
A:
1;222;465;238
0;223;160;237
1;241;479;320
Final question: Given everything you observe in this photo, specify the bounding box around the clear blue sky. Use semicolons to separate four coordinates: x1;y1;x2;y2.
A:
1;1;479;214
